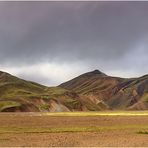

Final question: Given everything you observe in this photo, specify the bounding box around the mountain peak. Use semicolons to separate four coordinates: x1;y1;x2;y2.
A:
90;69;107;76
91;69;103;74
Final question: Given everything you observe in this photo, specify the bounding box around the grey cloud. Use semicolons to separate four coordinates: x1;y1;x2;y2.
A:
17;72;54;86
0;1;148;84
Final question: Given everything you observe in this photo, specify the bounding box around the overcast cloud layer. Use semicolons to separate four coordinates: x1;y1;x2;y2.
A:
0;1;148;85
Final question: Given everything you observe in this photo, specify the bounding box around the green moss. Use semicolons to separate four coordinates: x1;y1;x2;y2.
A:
40;95;50;100
64;99;81;109
47;87;67;96
86;105;99;111
142;94;148;102
39;104;49;111
0;101;21;112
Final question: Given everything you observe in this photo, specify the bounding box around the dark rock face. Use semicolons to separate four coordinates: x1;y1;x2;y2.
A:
92;70;104;74
89;70;107;76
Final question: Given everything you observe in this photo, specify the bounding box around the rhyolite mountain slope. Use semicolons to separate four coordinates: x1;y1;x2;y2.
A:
0;70;148;112
60;70;148;110
0;71;107;112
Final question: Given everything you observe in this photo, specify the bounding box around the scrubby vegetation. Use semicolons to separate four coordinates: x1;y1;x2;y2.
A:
137;131;148;134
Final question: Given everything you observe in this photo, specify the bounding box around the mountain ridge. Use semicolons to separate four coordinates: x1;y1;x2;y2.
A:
0;70;109;112
60;69;148;110
0;69;148;112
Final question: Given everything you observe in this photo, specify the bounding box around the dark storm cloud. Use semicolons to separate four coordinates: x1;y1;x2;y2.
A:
0;1;148;85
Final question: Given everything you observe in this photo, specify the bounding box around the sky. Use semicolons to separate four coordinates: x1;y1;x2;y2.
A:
0;1;148;86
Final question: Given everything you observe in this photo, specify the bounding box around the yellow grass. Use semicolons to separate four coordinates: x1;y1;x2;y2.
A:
0;125;148;134
41;111;148;116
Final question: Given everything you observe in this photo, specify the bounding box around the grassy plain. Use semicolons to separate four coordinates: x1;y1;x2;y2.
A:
0;111;148;147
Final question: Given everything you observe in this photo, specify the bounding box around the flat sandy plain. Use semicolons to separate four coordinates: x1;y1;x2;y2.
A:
0;111;148;147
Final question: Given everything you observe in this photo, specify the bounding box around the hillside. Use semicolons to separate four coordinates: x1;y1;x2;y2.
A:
60;70;148;110
0;70;148;112
0;71;107;112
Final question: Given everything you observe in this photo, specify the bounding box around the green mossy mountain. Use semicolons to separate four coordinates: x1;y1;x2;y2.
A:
0;71;107;112
0;70;148;112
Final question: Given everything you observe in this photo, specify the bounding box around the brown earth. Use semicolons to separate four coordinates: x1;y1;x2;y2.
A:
0;113;148;147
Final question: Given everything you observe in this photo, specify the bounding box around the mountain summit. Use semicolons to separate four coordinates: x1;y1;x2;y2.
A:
90;69;106;75
87;69;107;77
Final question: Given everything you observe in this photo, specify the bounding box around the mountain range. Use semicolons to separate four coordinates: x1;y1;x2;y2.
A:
0;70;148;112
